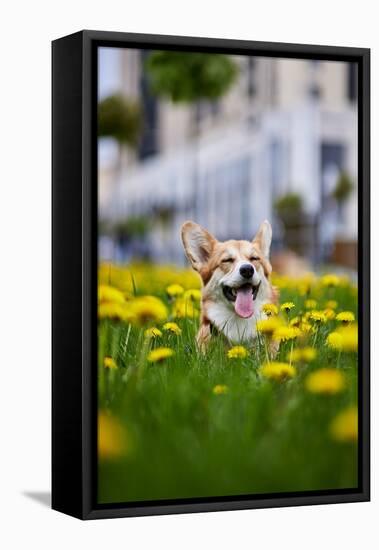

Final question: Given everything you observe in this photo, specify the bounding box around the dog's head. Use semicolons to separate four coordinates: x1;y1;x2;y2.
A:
181;221;273;319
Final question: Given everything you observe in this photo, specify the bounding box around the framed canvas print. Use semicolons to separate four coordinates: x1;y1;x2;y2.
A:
52;30;370;519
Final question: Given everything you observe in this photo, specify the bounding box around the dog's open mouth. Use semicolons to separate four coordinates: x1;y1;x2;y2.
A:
223;282;261;319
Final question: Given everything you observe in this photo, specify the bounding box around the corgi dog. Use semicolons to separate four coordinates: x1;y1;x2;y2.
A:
181;220;278;348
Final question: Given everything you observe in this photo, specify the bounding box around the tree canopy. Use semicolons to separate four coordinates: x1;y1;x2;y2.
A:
98;94;142;146
332;172;354;204
145;51;238;103
274;193;303;217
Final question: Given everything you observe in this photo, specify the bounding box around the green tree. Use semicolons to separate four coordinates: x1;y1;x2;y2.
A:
98;94;142;146
332;171;354;204
274;193;303;219
274;192;306;255
145;51;238;104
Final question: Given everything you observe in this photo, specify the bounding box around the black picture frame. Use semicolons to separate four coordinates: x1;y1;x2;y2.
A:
52;30;370;520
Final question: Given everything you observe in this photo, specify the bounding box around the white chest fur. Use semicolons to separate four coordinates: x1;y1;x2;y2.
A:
207;298;267;343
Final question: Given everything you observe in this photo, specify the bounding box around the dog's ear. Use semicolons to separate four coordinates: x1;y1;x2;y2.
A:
181;221;217;272
253;220;272;259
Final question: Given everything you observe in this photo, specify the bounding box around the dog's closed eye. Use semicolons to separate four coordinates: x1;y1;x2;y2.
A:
249;255;260;261
221;257;234;264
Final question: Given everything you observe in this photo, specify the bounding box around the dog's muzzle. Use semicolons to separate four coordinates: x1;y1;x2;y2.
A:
222;281;261;303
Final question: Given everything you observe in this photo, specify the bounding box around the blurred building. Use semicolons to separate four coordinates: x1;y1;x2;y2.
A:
98;47;358;267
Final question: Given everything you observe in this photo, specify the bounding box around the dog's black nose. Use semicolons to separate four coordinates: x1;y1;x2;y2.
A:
239;264;254;279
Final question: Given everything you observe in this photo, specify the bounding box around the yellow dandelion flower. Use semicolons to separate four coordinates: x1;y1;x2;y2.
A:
172;298;199;318
330;406;358;443
273;326;301;342
287;347;317;363
301;347;317;361
144;327;163;339
305;368;346;394
183;288;201;301
298;283;310;296
262;303;279;316
260;362;296;381
227;346;248;359
305;299;317;309
288;312;314;333
324;308;336;320
128;296;168;325
338;325;358;352
336;311;355;323
147;347;175;363
320;274;341;287
162;322;182;335
299;321;313;334
98;284;126;305
327;331;343;350
327;324;358;352
103;356;118;370
271;274;290;290
280;302;295;313
309;310;327;323
326;300;338;310
166;283;184;297
298;273;316;294
212;384;229;395
98;411;130;460
98;302;133;322
256;317;283;336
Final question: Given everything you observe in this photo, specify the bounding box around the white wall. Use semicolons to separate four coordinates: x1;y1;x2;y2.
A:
1;1;376;549
101;103;356;264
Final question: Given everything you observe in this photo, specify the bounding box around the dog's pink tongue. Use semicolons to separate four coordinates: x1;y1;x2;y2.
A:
234;286;254;318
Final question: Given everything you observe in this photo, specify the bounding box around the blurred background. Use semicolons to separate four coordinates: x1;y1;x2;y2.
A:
98;47;358;273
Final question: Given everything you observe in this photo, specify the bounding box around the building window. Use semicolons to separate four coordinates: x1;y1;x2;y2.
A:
308;60;322;100
138;50;159;159
269;61;277;106
194;100;220;128
210;100;220;117
347;63;358;103
270;140;284;199
247;57;256;98
320;142;345;204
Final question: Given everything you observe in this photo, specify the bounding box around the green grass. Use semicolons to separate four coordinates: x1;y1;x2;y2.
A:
97;282;358;504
